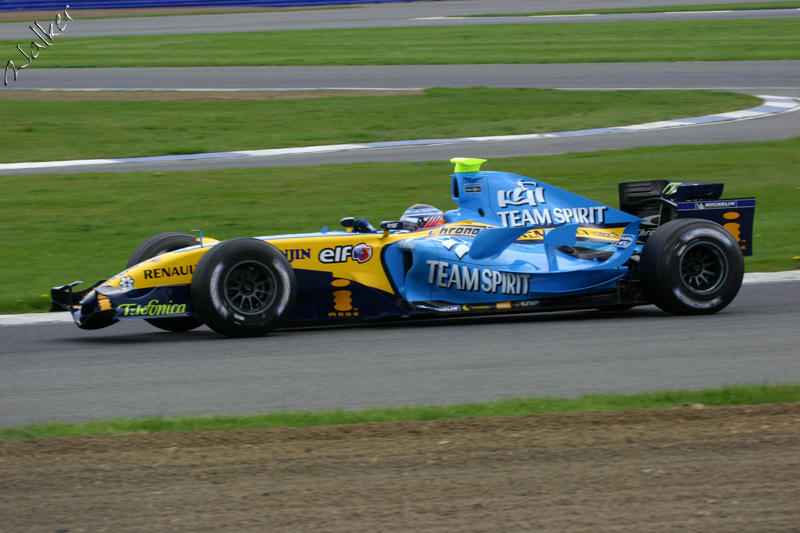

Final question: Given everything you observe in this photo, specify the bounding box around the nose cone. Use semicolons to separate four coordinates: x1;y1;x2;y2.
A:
74;290;118;330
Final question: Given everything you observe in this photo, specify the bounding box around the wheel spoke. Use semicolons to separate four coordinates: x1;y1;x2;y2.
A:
223;261;277;315
680;242;728;295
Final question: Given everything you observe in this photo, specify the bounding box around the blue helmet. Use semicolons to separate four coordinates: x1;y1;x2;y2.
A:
400;204;445;231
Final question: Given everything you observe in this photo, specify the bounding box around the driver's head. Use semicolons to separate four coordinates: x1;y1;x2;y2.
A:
401;204;445;231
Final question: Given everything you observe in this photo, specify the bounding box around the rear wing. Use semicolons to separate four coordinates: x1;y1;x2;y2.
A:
619;180;755;256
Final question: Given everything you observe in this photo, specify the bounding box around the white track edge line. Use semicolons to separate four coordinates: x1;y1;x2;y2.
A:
0;95;796;172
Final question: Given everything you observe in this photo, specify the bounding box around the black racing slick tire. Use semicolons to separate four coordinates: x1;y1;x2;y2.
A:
640;218;744;315
127;232;199;270
190;238;297;338
127;232;204;333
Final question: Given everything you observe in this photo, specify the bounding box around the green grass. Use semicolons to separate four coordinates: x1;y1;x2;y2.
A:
3;18;799;68
469;2;800;16
2;383;798;440
1;137;798;313
0;89;758;163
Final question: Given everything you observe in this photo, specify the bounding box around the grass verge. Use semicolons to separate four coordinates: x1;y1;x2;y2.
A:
2;383;798;440
2;18;799;67
0;89;758;163
1;137;798;313
469;1;800;16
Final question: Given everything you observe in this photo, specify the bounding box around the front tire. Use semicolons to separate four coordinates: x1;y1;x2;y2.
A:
191;238;296;338
127;232;204;332
640;219;744;315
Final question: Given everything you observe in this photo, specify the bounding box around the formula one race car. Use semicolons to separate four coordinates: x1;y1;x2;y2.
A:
51;158;755;337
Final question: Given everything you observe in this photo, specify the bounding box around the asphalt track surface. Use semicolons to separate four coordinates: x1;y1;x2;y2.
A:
1;0;798;38
2;280;799;428
2;0;799;427
3;61;800;175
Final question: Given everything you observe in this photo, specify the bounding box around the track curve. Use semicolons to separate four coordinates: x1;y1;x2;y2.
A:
3;62;799;176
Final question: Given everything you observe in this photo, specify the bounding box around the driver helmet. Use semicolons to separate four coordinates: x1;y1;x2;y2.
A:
400;204;445;231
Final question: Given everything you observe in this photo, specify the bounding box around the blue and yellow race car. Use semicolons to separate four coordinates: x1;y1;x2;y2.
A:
52;158;754;337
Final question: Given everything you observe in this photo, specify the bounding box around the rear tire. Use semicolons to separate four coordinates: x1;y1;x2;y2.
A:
640;219;743;315
127;232;204;332
190;238;296;338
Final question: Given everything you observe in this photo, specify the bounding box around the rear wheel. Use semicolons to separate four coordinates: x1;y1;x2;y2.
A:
640;219;744;315
127;232;204;332
190;238;296;338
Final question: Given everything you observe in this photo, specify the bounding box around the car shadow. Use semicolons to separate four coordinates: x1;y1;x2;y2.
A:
57;304;729;343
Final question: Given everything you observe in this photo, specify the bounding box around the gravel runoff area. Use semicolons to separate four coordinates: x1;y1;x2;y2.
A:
3;403;800;532
0;89;423;101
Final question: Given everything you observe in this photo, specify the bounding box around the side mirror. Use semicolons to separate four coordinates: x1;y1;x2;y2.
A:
380;220;420;232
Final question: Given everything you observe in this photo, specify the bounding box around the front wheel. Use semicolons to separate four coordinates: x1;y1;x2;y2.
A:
640;219;744;315
127;232;204;332
190;238;296;338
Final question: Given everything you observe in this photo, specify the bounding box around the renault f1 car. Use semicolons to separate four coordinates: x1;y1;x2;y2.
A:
51;158;755;337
